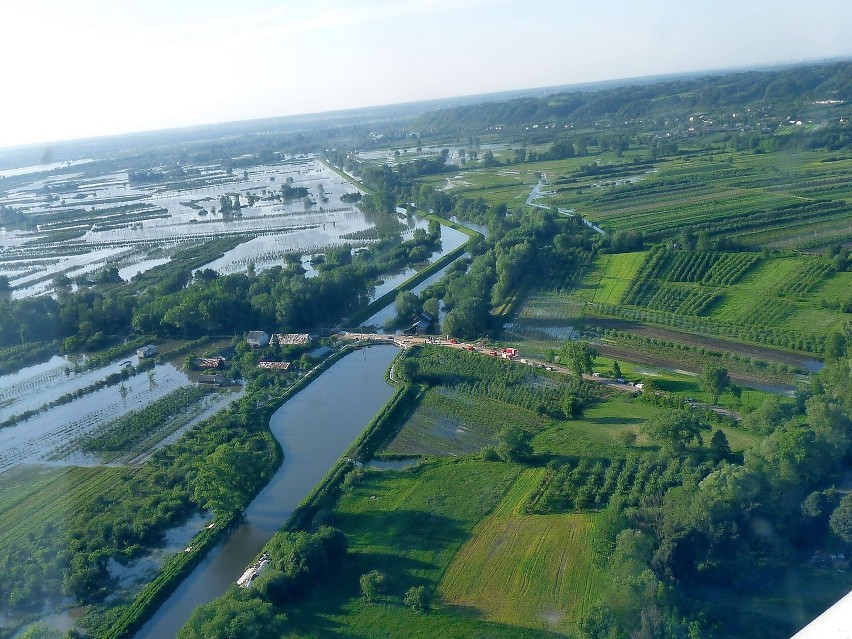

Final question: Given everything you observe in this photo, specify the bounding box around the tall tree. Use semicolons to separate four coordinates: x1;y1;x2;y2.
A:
700;363;731;404
641;410;710;455
561;340;596;379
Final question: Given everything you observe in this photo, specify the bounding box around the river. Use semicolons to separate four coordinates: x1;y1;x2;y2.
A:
134;344;399;639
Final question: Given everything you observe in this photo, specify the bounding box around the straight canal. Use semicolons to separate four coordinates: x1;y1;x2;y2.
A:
134;344;399;638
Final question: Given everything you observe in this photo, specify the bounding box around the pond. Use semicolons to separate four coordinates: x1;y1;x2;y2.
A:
134;344;399;639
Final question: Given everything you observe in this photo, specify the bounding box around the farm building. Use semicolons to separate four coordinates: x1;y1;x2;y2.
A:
136;345;157;358
258;361;291;371
199;373;230;386
246;330;270;348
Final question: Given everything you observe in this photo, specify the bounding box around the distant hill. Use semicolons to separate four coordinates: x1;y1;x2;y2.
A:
413;61;852;132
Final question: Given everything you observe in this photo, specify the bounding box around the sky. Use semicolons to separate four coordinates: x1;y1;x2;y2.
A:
1;0;851;149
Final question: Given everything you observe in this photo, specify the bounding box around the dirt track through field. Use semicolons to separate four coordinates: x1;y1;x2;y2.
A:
587;317;821;370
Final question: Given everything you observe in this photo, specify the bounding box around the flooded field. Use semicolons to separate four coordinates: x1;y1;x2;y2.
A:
0;360;213;473
0;156;375;297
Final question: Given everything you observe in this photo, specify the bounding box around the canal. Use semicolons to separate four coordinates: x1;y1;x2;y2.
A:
134;344;399;638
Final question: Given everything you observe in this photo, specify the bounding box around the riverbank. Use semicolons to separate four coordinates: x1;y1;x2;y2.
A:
346;214;480;328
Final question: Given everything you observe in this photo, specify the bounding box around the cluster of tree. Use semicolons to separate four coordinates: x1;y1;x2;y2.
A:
279;183;308;200
0;204;32;230
437;209;596;338
580;352;852;638
127;167;195;185
217;193;241;213
340;191;362;203
0;402;279;614
178;526;346;638
2;221;448;358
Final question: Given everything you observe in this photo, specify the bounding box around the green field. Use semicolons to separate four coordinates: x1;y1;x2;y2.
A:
440;491;602;634
549;151;852;250
575;252;648;306
286;459;564;638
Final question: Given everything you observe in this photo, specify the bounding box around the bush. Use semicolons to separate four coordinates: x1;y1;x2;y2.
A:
360;570;386;603
481;445;501;461
403;585;429;611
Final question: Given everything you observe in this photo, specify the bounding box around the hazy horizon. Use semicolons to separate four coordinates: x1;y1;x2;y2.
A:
3;0;851;150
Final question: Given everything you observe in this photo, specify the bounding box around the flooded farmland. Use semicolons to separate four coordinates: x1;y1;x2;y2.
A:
0;361;195;472
0;156;377;297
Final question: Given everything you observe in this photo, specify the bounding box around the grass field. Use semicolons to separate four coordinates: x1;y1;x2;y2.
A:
287;459;570;638
574;252;648;306
0;465;127;551
439;468;606;635
532;393;758;458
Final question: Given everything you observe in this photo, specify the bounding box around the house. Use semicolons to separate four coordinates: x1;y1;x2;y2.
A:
246;331;270;348
137;345;157;358
405;312;435;335
199;373;230;386
195;357;225;369
415;312;435;332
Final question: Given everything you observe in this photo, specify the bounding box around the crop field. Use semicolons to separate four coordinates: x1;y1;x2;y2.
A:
503;289;583;353
574;252;647;306
0;363;194;473
439;468;605;634
0;465;130;607
54;385;217;463
541;150;852;250
0;465;125;547
567;247;848;356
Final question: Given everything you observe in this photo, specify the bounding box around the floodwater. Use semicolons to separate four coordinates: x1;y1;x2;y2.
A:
0;363;190;473
0;157;377;297
134;345;399;639
366;458;417;471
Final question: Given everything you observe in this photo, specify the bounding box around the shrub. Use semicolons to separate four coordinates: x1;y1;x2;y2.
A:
403;585;429;611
